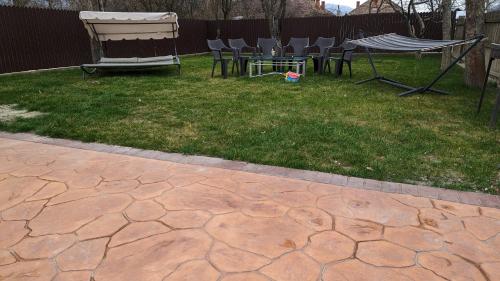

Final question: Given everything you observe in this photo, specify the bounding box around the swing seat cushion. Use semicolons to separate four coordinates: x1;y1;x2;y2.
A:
137;56;174;63
82;56;180;70
99;56;176;64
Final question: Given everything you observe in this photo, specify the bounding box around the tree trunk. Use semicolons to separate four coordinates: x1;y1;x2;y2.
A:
221;0;233;20
209;0;221;38
261;0;287;41
12;0;30;6
441;0;452;70
464;0;486;88
412;4;426;38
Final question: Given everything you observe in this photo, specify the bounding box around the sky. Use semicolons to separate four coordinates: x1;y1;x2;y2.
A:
324;0;360;8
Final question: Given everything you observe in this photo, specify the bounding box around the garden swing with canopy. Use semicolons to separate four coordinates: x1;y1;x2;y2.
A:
79;11;181;77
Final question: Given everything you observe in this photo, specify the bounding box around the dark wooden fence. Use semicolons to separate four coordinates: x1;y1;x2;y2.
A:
103;19;208;58
0;5;442;74
0;6;91;73
208;13;442;47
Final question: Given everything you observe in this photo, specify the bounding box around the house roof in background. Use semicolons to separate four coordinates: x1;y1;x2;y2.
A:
348;0;400;15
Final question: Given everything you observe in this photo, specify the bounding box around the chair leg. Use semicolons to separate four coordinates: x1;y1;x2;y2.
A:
319;59;326;74
231;61;235;75
325;60;331;74
348;62;352;78
335;60;343;77
211;61;217;78
313;58;318;73
239;58;244;76
221;61;228;79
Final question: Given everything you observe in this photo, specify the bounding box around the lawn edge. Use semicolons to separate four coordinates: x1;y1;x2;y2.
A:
1;131;498;208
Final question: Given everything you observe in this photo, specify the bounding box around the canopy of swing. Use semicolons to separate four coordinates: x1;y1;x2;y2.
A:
79;11;179;42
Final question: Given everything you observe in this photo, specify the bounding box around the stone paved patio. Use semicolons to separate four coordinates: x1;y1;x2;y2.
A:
0;137;499;281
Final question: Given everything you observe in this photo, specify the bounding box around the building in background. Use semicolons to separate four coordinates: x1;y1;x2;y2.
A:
348;0;400;15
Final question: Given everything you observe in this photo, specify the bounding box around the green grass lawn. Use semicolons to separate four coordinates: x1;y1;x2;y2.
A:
0;54;498;194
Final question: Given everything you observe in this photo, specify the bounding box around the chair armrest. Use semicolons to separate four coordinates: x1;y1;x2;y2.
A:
221;47;234;52
304;45;312;56
242;46;257;56
230;47;239;57
221;47;235;58
243;46;257;51
256;46;263;56
307;45;320;55
343;49;354;61
213;48;234;60
324;47;334;57
281;45;292;56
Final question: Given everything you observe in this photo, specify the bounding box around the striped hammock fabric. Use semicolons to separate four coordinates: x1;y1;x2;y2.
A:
348;33;478;52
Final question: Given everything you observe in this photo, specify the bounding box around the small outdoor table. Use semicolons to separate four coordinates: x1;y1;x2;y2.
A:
248;56;307;78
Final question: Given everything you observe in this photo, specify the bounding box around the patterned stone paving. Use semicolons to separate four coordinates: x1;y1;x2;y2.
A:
0;137;499;281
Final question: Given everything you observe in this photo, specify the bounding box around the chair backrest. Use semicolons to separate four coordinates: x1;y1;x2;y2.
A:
313;37;335;57
287;37;309;56
207;39;228;60
228;38;249;50
341;41;356;62
257;38;278;56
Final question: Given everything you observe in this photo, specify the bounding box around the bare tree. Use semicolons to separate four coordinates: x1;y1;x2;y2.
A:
464;0;486;88
209;0;220;20
208;0;222;37
237;0;261;18
260;0;287;40
486;0;500;10
221;0;234;20
368;0;385;14
11;0;31;6
386;0;424;37
183;0;203;18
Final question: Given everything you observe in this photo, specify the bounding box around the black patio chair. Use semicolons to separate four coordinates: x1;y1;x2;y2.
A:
256;38;281;58
283;37;310;57
207;39;233;79
256;38;282;72
329;41;356;78
228;38;256;76
283;37;310;72
310;37;335;74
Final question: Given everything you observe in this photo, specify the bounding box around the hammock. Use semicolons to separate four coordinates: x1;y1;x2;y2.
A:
347;33;485;97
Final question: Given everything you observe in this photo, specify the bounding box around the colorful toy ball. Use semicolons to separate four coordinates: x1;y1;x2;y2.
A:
284;71;300;83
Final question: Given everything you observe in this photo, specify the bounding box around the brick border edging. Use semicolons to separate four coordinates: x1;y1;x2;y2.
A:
1;132;498;208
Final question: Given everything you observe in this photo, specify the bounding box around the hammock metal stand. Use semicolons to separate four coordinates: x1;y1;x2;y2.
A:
352;34;485;97
477;43;500;128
